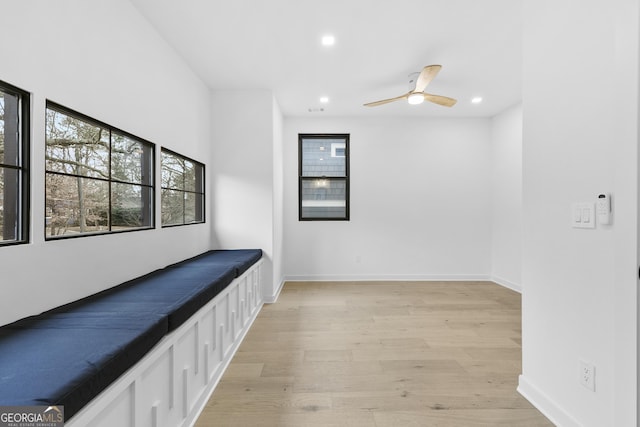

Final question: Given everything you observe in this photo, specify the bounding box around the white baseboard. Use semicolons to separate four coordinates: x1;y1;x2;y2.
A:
283;274;492;282
265;275;521;305
490;275;522;293
518;374;581;427
273;275;520;298
263;278;286;303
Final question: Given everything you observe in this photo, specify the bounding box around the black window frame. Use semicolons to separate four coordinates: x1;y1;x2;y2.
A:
160;148;205;227
298;133;350;221
0;80;30;246
45;101;155;240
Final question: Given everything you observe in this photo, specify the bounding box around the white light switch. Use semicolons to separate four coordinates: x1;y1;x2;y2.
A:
572;203;595;229
573;206;582;223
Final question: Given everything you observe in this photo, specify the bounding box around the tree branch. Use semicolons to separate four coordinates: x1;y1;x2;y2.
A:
46;138;109;149
45;155;109;179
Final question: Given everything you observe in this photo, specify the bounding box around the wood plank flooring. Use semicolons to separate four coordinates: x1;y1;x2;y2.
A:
195;281;554;426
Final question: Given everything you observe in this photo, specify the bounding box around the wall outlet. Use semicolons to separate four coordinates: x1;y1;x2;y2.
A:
579;359;595;391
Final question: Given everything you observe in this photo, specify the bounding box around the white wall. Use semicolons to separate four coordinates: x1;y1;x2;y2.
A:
490;104;523;291
210;90;279;299
272;98;285;297
0;0;213;326
611;0;640;423
283;117;492;280
520;1;638;426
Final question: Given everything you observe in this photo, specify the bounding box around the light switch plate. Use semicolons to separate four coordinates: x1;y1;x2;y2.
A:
572;203;595;229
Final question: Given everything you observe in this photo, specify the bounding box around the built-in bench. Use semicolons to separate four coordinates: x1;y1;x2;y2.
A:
0;249;263;425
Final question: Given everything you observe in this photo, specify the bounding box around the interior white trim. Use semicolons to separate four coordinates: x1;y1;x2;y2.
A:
490;275;522;293
66;261;263;427
283;274;492;282
518;374;581;427
263;278;286;304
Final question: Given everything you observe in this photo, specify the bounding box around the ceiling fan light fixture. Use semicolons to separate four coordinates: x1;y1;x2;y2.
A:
363;65;457;108
407;93;424;105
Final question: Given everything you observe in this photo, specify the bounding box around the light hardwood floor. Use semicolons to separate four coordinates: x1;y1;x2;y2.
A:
196;281;554;426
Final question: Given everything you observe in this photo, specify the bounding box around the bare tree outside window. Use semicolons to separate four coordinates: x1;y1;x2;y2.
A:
45;103;154;239
161;149;204;226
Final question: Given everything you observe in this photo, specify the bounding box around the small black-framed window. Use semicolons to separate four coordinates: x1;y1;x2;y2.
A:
0;80;30;246
299;134;349;221
45;102;155;239
161;148;205;226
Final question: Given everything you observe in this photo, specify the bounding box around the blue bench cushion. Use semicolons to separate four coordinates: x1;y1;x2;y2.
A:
170;249;262;277
0;248;261;421
0;313;167;420
56;265;236;331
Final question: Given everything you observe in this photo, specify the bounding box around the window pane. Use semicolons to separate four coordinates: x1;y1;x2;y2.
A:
161;152;184;190
161;150;204;226
44;103;155;239
0;82;28;245
301;138;346;177
0;169;3;240
0;91;20;167
0;93;3;165
194;163;204;193
184;192;204;223
184;160;195;192
112;133;146;184
301;178;347;219
112;183;152;229
0;167;20;241
161;188;184;226
45;174;109;237
46;109;109;178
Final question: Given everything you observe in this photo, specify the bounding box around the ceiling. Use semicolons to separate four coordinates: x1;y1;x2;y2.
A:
129;0;522;118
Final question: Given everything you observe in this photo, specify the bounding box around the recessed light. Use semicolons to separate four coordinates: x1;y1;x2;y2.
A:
471;97;483;104
319;96;329;103
321;35;335;46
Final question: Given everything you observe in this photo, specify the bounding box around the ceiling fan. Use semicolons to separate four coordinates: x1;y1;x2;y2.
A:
364;65;457;108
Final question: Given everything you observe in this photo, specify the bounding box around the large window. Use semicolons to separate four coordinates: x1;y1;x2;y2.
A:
161;149;204;226
299;134;349;220
0;81;29;245
45;102;154;238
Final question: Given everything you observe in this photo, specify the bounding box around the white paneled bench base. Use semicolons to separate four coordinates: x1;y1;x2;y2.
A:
66;260;263;427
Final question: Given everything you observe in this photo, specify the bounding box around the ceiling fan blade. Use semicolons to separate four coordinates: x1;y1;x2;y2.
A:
363;92;410;107
414;65;442;93
423;93;457;107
